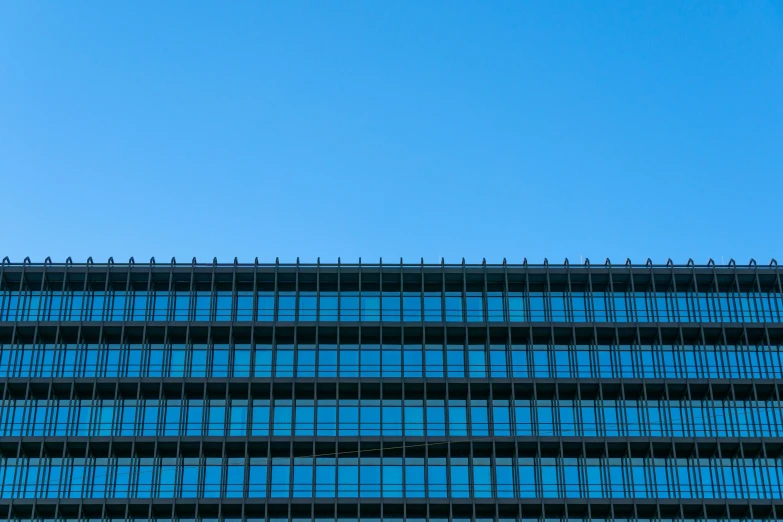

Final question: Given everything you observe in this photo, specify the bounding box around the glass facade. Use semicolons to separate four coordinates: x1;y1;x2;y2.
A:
2;398;783;438
1;288;781;323
3;343;783;379
3;457;783;499
0;260;782;522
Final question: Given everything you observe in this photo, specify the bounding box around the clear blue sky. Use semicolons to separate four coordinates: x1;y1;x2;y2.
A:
1;2;781;265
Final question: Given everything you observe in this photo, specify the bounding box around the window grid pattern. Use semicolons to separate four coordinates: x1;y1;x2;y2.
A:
2;343;783;379
1;399;781;439
2;457;783;500
1;262;783;519
1;289;781;324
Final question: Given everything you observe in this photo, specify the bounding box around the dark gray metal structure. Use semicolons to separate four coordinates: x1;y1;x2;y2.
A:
0;257;782;522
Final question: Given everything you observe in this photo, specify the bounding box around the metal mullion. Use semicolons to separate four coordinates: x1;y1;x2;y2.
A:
627;263;638;326
748;329;771;439
285;386;296;497
230;262;245;348
380;259;385;383
612;382;624;502
445;378;452;502
693;327;709;380
188;258;197;323
688;261;701;323
359;258;364;383
557;383;568;499
713;327;731;380
753;380;770;499
337;257;342;326
314;259;321;379
96;269;110;376
272;259;279;381
103;376;119;502
0;378;9;440
480;260;492;381
309;382;316;502
632;325;645;379
544;260;551;324
250;258;259;379
16;261;27;322
753;263;769;323
220;378;229;500
399;263;406;384
668;264;681;325
771;260;783;322
295;258;301;334
144;260;154;324
174;378;184;497
736;379;748;500
241;409;249;522
707;261;720;323
210;259;219;323
684;378;694;444
103;261;115;324
462;307;469;380
623;393;634;499
198;379;207;499
501;261;514;383
773;382;783;499
645;259;660;327
418;258;424;328
36;259;48;325
748;261;762;323
460;258;467;326
104;260;115;325
264;385;273;500
399;257;404;328
155;379;164;498
0;258;7;321
605;260;617;324
765;325;781;437
731;260;745;324
718;326;740;438
440;257;445;325
722;262;737;323
122;261;132;324
532;379;542;499
586;274;601;383
166;259;175;323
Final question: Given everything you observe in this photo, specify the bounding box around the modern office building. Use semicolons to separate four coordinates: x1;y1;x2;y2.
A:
1;257;783;522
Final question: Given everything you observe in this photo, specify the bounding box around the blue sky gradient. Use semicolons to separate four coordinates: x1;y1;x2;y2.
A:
1;2;781;264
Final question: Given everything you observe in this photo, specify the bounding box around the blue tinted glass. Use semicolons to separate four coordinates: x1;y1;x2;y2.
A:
340;293;359;321
403;293;422;321
275;347;294;377
318;346;337;377
319;293;338;320
254;345;273;377
403;348;423;377
466;294;483;322
446;349;464;377
487;293;505;321
215;292;232;320
445;294;463;322
382;293;400;321
299;293;317;321
424;294;442;321
257;293;274;320
361;294;380;321
425;348;444;377
278;294;296;321
236;292;253;320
